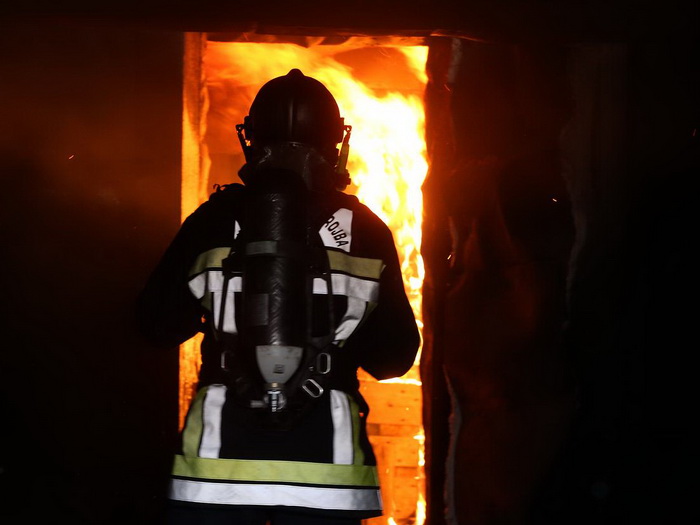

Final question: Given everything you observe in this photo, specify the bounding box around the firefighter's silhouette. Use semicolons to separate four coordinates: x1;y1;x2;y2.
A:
137;69;420;525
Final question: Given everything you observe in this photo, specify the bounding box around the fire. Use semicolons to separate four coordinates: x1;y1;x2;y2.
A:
188;38;428;525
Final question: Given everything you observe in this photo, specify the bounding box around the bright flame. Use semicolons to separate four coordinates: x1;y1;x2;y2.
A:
342;62;428;359
200;40;428;525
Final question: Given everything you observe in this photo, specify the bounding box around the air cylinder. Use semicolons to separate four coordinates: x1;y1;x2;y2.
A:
242;167;309;411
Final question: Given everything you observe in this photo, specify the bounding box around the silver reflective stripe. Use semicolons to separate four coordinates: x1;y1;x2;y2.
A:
188;272;208;299
199;385;226;458
189;269;229;297
169;478;382;511
330;390;353;465
334;297;367;341
311;275;372;342
190;273;242;333
330;273;379;302
215;278;242;334
312;274;379;302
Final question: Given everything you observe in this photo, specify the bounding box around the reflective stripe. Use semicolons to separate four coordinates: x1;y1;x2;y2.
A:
329;393;365;466
334;297;367;342
199;385;226;458
188;272;208;299
335;297;367;341
189;272;242;333
182;388;205;457
182;385;227;458
327;251;384;279
172;454;379;486
313;274;379;302
189;247;232;277
188;219;382;341
211;282;242;334
331;390;353;465
169;478;381;511
196;272;375;338
189;270;242;297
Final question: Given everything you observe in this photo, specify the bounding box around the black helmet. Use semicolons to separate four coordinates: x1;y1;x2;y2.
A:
239;69;345;159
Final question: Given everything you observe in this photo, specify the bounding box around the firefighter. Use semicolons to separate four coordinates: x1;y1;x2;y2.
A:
136;69;420;525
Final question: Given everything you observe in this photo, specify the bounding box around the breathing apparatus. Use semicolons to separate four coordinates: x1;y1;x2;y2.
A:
227;69;351;420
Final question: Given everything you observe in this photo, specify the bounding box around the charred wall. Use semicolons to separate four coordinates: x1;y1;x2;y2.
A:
421;29;698;525
421;38;576;525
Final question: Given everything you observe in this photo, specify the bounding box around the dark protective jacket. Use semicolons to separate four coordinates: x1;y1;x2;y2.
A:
136;181;420;519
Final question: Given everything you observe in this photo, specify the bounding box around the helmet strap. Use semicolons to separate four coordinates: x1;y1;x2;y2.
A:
236;122;253;162
334;125;352;191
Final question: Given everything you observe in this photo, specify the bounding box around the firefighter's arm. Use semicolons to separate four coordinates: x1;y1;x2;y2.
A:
135;210;208;349
346;227;420;381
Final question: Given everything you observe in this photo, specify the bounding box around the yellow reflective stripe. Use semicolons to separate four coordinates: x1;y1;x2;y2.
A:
190;248;383;280
189;247;232;276
327;251;384;279
172;455;380;487
181;387;207;457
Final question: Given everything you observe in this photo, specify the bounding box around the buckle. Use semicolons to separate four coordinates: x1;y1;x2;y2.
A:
315;352;332;375
302;379;324;398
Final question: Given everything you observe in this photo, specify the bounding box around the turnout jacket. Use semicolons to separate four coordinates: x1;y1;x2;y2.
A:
136;182;420;519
